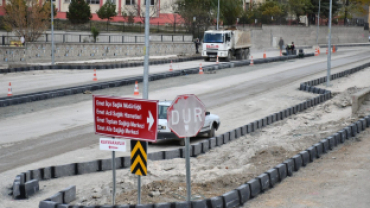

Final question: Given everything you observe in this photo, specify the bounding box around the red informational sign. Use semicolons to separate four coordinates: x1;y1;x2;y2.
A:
93;95;158;142
167;94;206;138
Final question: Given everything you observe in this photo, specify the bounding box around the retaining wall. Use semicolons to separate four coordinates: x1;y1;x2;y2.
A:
252;25;368;49
0;42;196;63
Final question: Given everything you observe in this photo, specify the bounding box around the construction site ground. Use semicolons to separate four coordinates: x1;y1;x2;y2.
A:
0;48;370;208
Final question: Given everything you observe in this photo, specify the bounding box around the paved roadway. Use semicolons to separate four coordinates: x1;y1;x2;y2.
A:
0;49;299;97
0;47;369;173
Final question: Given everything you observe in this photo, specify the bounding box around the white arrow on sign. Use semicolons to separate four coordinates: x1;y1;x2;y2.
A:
147;111;154;130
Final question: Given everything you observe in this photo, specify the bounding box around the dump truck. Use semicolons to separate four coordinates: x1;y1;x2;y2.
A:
202;29;252;62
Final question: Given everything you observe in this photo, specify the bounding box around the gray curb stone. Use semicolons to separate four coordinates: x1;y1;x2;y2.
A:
173;201;191;208
191;199;208;208
320;139;329;153
43;167;52;180
314;143;323;158
12;181;20;199
247;178;261;198
235;184;250;204
31;169;42;180
22;179;39;198
299;151;309;166
164;149;180;159
77;161;99;175
222;190;240;208
39;201;59;208
274;163;287;181
306;146;316;162
207;196;223;208
52;164;76;178
61;185;76;203
265;169;278;187
283;159;294;176
256;173;269;191
223;132;230;144
154;203;172;208
209;137;217;149
148;151;164;161
216;135;224;146
201;140;210;153
292;155;302;171
101;158;122;171
327;136;335;150
136;204;154;208
192;142;202;157
49;191;63;203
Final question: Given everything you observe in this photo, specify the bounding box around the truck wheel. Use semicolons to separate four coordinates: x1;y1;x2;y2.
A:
225;51;231;62
236;50;243;60
179;139;185;146
204;57;210;62
244;49;250;60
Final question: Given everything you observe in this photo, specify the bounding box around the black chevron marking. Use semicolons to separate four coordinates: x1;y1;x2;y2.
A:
132;163;147;176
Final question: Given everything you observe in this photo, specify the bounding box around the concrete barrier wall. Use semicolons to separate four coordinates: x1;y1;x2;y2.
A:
251;25;368;49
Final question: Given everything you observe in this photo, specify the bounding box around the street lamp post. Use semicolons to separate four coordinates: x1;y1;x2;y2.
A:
316;0;321;45
326;0;332;87
51;1;55;65
217;0;220;30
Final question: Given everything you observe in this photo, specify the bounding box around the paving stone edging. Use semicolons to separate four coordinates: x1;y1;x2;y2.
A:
0;54;312;108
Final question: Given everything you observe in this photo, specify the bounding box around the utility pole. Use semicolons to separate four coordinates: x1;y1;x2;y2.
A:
51;1;55;65
217;0;220;30
327;0;332;87
316;0;320;45
138;0;150;204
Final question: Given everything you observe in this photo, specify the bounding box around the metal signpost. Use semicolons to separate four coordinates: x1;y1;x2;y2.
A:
99;138;127;205
167;94;206;201
51;2;55;65
93;95;158;205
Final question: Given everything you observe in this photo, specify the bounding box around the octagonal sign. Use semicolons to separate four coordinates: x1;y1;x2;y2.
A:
167;94;206;138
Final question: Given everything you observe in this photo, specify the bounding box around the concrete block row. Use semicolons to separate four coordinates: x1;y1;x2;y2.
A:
0;56;203;74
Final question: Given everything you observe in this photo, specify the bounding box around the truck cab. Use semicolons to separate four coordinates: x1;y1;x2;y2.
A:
202;30;251;62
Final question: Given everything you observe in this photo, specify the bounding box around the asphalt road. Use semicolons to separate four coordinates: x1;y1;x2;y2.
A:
0;48;369;173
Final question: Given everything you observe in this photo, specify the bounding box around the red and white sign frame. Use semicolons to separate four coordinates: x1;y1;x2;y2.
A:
93;95;158;142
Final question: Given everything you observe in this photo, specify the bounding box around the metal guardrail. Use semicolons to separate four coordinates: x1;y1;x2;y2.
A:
0;34;193;45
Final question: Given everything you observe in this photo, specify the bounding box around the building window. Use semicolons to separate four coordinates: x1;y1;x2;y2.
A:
87;0;100;4
144;0;154;5
126;0;135;5
109;0;115;4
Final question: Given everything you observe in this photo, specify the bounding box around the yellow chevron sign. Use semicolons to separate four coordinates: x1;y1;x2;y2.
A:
130;140;147;176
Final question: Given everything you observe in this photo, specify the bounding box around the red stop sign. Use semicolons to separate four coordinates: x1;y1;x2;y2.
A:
167;94;206;138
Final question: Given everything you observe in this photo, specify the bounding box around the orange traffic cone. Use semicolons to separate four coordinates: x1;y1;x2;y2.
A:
315;48;319;56
280;50;282;56
169;61;173;71
93;69;98;81
199;63;204;74
134;81;140;95
318;48;320;55
263;51;266;58
216;56;219;64
7;82;12;96
250;56;254;66
326;49;328;55
332;45;336;53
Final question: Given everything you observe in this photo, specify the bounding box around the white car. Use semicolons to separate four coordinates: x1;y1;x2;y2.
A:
156;101;221;145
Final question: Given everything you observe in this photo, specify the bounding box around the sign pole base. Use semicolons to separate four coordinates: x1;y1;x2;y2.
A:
185;137;191;201
138;175;141;204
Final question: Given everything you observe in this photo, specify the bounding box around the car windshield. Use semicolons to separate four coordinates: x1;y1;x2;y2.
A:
158;105;168;119
203;33;224;43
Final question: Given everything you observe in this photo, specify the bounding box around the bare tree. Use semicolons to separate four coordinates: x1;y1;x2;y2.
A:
4;0;52;42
